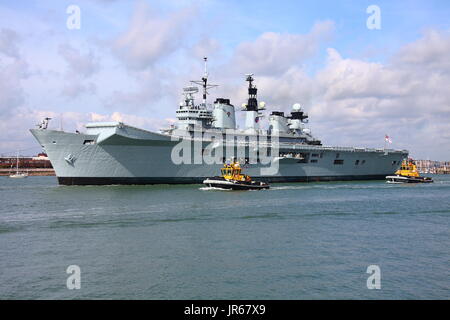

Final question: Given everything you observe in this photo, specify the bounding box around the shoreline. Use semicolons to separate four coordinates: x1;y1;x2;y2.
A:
0;168;55;176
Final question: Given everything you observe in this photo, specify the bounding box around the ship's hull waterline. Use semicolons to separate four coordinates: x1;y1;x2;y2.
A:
57;175;389;186
30;126;408;186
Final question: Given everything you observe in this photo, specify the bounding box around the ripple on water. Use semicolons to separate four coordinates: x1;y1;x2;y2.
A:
0;175;449;299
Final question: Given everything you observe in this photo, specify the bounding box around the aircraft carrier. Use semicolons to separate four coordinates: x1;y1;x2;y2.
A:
30;58;408;185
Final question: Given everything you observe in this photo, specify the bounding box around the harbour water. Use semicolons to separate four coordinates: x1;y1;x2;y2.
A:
0;176;449;299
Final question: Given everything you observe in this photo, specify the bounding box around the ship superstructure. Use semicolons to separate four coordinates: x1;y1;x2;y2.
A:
30;58;408;185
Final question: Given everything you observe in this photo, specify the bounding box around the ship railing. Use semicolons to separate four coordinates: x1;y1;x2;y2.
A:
181;137;408;153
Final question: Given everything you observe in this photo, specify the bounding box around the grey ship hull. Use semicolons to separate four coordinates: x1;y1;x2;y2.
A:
30;124;408;186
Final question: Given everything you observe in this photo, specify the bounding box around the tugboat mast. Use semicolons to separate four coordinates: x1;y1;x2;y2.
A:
191;57;218;107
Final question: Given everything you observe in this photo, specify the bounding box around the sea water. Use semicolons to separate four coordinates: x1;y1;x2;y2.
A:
0;176;449;299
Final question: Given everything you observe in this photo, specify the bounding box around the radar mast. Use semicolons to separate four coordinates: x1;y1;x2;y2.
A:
191;57;218;107
244;74;258;111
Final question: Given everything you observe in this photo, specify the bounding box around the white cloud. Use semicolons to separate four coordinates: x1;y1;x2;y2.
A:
307;32;450;160
56;43;100;99
61;82;97;98
189;37;221;61
102;66;174;112
0;108;58;154
230;20;334;76
0;56;29;116
113;1;198;70
58;44;100;78
394;29;450;72
0;28;21;58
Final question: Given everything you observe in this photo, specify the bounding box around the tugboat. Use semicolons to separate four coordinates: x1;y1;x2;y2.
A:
203;161;270;190
386;159;433;183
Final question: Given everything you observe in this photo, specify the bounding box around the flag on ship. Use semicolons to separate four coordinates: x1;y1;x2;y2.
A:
385;135;392;144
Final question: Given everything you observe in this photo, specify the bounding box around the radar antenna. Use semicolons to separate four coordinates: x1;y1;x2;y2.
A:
191;57;218;106
182;86;198;107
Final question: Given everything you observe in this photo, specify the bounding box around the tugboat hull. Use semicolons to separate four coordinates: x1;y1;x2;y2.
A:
386;175;433;183
203;177;270;190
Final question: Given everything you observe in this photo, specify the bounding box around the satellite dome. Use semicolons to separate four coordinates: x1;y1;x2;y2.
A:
292;103;302;111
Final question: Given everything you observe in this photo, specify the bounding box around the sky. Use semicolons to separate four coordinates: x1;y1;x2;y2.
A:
0;0;449;160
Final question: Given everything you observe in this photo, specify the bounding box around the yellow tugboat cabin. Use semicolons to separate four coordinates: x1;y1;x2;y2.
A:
221;162;251;182
395;159;419;177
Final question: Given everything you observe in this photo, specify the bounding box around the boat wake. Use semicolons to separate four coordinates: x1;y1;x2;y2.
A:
270;185;309;191
199;186;233;191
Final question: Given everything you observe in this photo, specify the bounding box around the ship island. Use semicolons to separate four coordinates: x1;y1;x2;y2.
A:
30;58;408;185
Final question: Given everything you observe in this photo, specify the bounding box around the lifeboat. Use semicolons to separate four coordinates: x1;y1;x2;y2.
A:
203;161;270;190
386;159;433;183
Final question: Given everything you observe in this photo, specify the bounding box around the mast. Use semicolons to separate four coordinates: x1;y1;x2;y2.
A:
244;74;258;111
242;74;263;131
202;57;207;105
191;57;218;107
